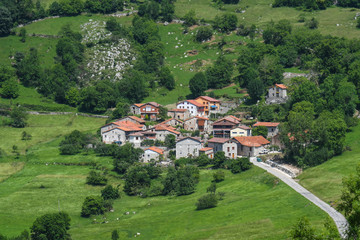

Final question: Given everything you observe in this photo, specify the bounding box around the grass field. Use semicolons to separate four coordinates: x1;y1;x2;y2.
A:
0;115;106;156
298;124;360;204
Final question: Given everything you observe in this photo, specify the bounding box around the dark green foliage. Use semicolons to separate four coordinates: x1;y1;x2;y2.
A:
21;131;32;140
123;165;151;196
182;10;197;27
252;126;268;138
289;217;317;240
113;143;143;174
195;26;213;42
305;17;318;29
213;151;226;168
338;164;360;239
138;1;160;20
206;182;216;194
86;170;107;186
160;0;175;22
49;1;62;15
59;130;86;155
162;166;200;196
195;153;210;167
120;69;149;103
0;6;12;37
158;66;175;90
213;13;238;33
213;170;225;182
338;0;360;7
58;0;84;16
19;28;26;42
85;0;123;14
196;194;218;210
165;134;176;149
206;55;233;89
229;157;252;174
278;44;297;68
247;78;264;102
101;185;120;200
1;78;19;99
111;229;119;240
258;55;284;86
263;20;292;46
189;72;208;98
258;106;275;122
111;101;130;120
273;0;333;10
16;48;41;87
132;16;159;45
81;196;105;217
10;106;28;128
31;212;71;240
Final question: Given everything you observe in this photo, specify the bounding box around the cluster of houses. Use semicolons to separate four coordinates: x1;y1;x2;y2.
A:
101;90;285;163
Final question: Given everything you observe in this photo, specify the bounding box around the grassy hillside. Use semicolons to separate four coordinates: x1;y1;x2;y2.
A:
298;124;360;204
0;115;106;156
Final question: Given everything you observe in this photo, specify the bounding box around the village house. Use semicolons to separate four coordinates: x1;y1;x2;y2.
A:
130;102;161;120
199;147;214;159
233;136;270;157
213;115;242;138
176;100;206;117
230;125;252;138
167;108;190;120
266;84;288;104
183;116;212;133
152;124;180;142
158;118;183;128
128;132;144;148
208;138;238;159
195;96;221;115
101;120;144;145
176;137;203;159
120;116;146;125
253;122;280;138
142;146;164;163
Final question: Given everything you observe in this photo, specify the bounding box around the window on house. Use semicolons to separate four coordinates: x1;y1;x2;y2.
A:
227;147;230;152
232;147;234;150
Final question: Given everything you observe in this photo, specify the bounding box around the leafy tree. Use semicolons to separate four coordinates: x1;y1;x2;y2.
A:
206;55;233;89
113;143;143;174
140;40;164;73
86;170;108;186
59;0;84;16
258;55;284;86
263;20;292;46
247;78;264;102
195;153;210;167
162;167;178;195
19;28;26;42
289;217;316;240
16;48;41;87
0;6;12;37
160;0;175;22
213;170;225;182
338;164;360;239
31;212;71;240
189;72;208;98
121;70;149;103
1;78;19;99
229;157;252;174
278;44;298;68
252;126;268;138
111;229;119;240
195;26;213;42
123;165;151;196
59;130;86;155
81;196;105;217
21;131;32;140
111;101;130;120
49;1;62;15
101;185;120;200
290;78;321;111
175;166;199;195
165;134;176;149
213;151;226;168
213;13;238;33
207;182;216;194
182;10;197;27
196;194;218;210
158;66;175;90
132;15;159;45
10;106;28;128
65;87;80;107
306;17;319;29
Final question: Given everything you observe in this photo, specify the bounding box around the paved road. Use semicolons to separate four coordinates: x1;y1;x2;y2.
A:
250;159;348;239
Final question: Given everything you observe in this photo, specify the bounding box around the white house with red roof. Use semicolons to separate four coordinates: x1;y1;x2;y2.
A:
207;138;238;159
176;100;206;117
142;146;164;162
266;83;288;104
151;124;180;142
101;120;145;145
230;125;251;138
253;122;280;138
233;136;270;157
199;147;214;159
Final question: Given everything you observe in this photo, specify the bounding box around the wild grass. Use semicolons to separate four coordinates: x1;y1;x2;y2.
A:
298;124;360;204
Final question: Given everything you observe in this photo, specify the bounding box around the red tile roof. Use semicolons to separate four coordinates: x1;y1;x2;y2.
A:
128;115;146;123
275;84;287;89
129;132;144;137
148;102;160;107
146;146;164;155
208;138;231;144
169;108;188;112
214;115;241;125
232;125;251;130
112;120;144;132
233;136;270;147
200;147;213;152
155;124;180;135
179;100;205;108
196;96;221;103
253;122;280;127
177;137;202;143
161;118;183;124
134;103;143;107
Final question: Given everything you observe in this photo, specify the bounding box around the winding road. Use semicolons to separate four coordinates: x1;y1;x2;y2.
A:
250;158;348;239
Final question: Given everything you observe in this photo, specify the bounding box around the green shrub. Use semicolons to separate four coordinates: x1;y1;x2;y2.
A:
196;194;218;210
195;26;213;42
101;185;120;200
86;170;108;186
81;196;105;217
213;170;225;182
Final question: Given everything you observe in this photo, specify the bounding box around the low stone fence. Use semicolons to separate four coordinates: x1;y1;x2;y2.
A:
265;160;297;178
26;111;109;118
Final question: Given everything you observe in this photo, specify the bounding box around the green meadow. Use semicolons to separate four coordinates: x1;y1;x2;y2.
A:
299;124;360;204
